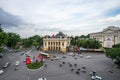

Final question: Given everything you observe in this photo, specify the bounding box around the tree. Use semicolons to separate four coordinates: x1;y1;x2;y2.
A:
0;25;8;53
70;36;79;45
112;43;120;48
6;32;21;49
104;44;120;64
71;34;90;46
32;40;39;48
80;34;90;38
32;35;43;46
22;38;31;48
22;35;43;49
77;39;101;49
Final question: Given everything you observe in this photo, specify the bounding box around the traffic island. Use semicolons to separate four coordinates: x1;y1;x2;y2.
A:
27;62;44;69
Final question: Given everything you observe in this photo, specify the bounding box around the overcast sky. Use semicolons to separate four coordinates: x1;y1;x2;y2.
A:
0;0;120;38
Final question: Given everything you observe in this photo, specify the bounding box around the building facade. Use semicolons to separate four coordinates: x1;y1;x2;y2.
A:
43;32;71;53
90;26;120;48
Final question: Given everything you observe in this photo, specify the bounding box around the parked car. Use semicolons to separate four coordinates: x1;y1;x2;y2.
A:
3;62;10;68
15;61;20;66
0;70;4;75
38;77;47;80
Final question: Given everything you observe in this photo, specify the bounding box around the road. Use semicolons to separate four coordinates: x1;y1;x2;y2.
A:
0;49;120;80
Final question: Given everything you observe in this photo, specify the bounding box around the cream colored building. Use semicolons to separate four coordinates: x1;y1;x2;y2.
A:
43;32;71;53
90;26;120;48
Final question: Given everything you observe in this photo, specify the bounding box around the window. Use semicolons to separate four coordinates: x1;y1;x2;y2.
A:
45;42;46;46
48;42;50;45
62;42;64;46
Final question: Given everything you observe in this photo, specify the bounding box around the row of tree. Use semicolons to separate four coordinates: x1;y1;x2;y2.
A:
0;26;8;53
70;35;102;49
22;35;43;48
0;25;43;53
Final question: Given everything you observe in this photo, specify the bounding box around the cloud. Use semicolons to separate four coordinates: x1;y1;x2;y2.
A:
98;14;120;23
0;8;26;27
0;0;120;38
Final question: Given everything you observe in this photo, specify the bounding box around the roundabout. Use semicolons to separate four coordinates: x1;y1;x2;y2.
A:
27;62;44;69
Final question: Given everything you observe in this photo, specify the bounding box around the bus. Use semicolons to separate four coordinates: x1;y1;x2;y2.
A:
40;52;50;58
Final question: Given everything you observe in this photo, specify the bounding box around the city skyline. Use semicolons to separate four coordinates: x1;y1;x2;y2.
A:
0;0;120;38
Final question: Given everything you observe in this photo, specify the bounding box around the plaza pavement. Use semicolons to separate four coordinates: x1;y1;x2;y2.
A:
0;49;120;80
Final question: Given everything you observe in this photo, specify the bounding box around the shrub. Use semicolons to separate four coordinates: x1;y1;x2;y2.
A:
27;62;43;69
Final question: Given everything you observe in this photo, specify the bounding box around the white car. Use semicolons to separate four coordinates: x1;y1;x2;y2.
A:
38;77;47;80
67;53;74;56
3;62;10;68
85;56;92;59
15;61;20;66
54;57;60;60
79;55;83;58
0;70;4;75
91;75;102;80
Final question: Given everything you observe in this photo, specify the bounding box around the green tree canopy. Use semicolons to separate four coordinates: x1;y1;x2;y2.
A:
70;34;90;46
22;35;43;49
77;39;101;49
6;32;21;48
0;25;8;53
105;48;120;64
113;43;120;48
104;44;120;63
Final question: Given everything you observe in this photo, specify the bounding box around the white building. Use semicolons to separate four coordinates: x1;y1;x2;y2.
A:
90;26;120;48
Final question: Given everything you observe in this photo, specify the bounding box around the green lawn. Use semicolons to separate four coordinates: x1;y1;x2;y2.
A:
27;62;44;69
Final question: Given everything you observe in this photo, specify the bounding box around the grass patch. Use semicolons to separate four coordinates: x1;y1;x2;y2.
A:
27;62;44;69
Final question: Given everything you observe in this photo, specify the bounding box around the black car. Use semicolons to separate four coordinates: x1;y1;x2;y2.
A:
3;62;10;68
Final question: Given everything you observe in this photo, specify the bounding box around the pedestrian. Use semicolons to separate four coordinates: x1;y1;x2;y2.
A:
82;66;86;73
92;70;96;76
63;62;65;64
59;64;62;67
14;68;17;71
76;71;79;74
77;68;80;71
71;68;74;71
108;69;113;73
74;63;77;67
44;63;47;67
69;64;72;67
82;66;86;70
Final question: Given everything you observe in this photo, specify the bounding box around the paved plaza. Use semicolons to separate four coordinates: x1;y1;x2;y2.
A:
0;49;120;80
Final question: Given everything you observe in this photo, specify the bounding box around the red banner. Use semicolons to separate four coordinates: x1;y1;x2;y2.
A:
26;57;31;65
